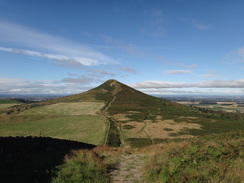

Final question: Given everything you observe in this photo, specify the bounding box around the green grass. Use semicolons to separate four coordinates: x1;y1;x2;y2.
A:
51;150;110;183
20;102;104;116
0;99;23;109
0;115;107;145
0;104;18;109
0;99;23;104
146;131;244;183
0;101;108;145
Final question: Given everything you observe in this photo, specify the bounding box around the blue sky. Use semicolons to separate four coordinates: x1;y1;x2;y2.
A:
0;0;244;95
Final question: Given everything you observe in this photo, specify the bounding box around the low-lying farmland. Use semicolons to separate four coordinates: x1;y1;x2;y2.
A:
0;102;107;145
0;99;23;109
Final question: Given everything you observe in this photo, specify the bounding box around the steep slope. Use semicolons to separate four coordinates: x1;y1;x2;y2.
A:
43;80;114;104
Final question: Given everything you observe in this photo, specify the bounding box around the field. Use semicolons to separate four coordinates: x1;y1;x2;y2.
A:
178;101;244;113
0;102;107;145
0;99;22;109
108;95;244;147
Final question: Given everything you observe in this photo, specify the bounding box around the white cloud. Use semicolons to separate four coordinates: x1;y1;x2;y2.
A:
0;20;118;67
140;88;229;95
0;47;98;66
0;78;95;94
130;79;244;89
164;70;192;74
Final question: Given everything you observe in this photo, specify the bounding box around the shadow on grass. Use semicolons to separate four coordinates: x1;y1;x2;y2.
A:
0;136;96;183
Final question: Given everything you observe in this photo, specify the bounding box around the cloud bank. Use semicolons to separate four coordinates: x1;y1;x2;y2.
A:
130;79;244;89
0;78;95;94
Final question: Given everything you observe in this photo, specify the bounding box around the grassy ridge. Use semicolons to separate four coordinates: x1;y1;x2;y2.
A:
145;130;244;183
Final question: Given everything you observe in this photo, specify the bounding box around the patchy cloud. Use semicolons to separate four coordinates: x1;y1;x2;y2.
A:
0;20;118;68
119;67;137;74
199;74;222;78
0;77;96;94
130;79;244;89
140;88;228;95
199;70;222;78
90;69;116;77
0;47;99;67
164;70;192;74
101;34;146;56
61;76;101;84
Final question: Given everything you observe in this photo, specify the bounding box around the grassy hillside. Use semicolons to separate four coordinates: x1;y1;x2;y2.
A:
0;101;107;145
145;130;244;182
93;80;244;147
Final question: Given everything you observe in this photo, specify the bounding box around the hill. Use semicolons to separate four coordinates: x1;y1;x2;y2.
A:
1;79;244;147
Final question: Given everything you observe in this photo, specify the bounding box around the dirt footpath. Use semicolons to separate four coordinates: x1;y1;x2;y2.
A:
110;154;147;183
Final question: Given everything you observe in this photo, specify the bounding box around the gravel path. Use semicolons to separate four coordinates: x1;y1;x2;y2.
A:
110;154;147;183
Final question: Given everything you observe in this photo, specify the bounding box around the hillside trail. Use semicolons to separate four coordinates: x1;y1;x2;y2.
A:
110;153;147;183
102;80;122;145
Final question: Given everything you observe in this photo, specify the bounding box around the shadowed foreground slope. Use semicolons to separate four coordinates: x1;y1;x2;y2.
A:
0;136;95;183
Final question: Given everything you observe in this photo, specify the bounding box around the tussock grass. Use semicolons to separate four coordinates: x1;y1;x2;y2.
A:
51;150;110;183
145;131;244;183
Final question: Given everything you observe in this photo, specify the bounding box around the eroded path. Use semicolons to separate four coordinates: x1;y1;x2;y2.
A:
110;154;147;183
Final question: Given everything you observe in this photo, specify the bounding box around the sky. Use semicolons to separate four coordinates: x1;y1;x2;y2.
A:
0;0;244;96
